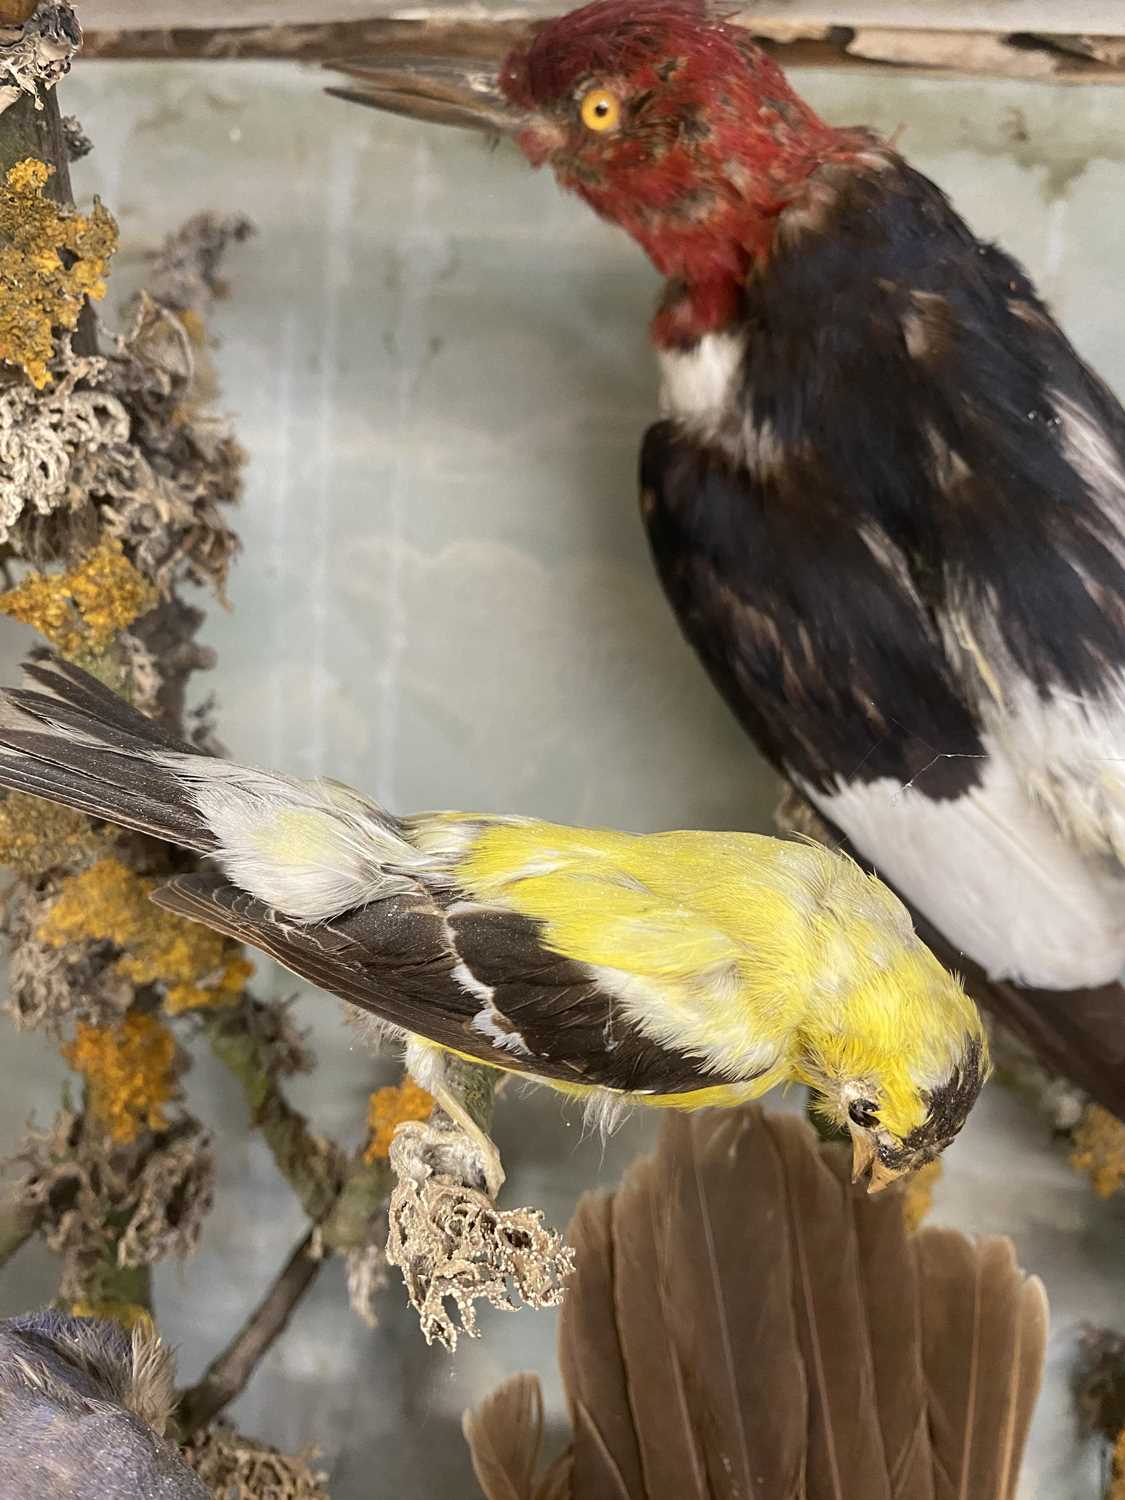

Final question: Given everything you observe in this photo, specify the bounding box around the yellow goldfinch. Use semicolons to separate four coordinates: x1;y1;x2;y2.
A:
0;655;987;1190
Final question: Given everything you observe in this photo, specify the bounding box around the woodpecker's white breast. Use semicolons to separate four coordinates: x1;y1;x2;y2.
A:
801;744;1125;990
658;332;746;448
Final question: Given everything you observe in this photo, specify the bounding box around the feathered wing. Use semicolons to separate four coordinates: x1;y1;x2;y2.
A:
152;871;732;1098
558;1191;647;1499
762;1113;891;1500
820;1148;934;1500
914;1229;1048;1500
471;1106;1047;1500
463;1373;547;1500
0;654;745;1100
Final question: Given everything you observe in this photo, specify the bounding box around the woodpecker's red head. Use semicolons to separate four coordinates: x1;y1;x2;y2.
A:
329;1;846;337
499;0;835;290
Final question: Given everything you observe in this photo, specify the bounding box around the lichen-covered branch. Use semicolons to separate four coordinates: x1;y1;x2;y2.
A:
202;1000;344;1224
385;1119;573;1351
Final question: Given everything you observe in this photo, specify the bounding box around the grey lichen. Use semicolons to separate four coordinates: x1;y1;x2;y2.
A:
386;1120;574;1351
0;212;251;587
9;1109;215;1302
0;3;81;118
179;1423;330;1500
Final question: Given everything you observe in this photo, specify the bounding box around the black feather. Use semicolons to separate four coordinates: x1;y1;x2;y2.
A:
0;657;214;850
152;874;736;1097
641;149;1125;1116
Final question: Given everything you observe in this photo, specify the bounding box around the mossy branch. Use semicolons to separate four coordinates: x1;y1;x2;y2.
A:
203;1002;345;1224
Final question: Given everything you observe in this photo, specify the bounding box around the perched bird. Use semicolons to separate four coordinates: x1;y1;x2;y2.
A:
330;0;1125;1117
464;1106;1048;1500
0;654;985;1190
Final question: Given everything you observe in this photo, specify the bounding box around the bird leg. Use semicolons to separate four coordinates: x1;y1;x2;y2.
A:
403;1043;505;1198
427;1081;506;1199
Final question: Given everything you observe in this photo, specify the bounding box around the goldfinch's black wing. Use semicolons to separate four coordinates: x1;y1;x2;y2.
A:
641;152;1125;1117
153;873;718;1096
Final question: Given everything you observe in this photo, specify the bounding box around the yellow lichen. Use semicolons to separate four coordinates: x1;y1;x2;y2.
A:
1111;1431;1125;1500
69;1299;154;1333
1070;1105;1125;1198
0;538;157;656
902;1159;942;1231
164;954;254;1016
0;159;117;388
364;1079;434;1163
63;1013;176;1143
37;857;251;1014
0;792;98;875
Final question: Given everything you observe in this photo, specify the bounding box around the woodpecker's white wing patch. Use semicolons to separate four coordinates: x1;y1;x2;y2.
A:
802;744;1125;990
160;755;430;921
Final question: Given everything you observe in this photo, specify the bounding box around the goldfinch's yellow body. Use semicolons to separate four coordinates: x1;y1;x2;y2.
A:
0;656;988;1183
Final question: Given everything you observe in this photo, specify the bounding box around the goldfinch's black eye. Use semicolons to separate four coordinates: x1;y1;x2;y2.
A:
849;1099;879;1128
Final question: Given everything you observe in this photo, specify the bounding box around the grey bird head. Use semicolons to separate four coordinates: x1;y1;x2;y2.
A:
0;1311;207;1499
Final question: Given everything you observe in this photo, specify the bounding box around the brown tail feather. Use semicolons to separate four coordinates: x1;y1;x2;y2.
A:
820;1149;934;1500
462;1373;546;1500
463;1107;1048;1500
914;1229;1048;1500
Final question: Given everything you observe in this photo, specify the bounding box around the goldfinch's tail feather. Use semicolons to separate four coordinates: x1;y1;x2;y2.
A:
464;1107;1047;1500
0;653;216;851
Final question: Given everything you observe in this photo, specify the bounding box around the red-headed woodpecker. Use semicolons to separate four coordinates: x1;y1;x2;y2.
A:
331;0;1125;1118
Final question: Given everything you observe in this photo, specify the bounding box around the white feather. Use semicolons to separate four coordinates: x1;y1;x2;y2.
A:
801;744;1125;989
984;676;1125;864
158;754;430;921
1052;386;1125;552
658;331;746;448
589;962;783;1084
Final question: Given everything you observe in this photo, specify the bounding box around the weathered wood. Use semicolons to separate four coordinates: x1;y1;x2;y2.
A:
81;14;1125;85
69;0;1125;29
0;87;73;202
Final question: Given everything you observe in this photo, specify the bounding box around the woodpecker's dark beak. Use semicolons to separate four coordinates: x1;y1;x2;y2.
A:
326;29;535;137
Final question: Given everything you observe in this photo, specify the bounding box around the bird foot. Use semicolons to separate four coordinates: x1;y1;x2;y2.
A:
427;1084;506;1199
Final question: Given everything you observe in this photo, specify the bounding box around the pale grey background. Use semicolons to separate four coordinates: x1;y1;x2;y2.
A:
0;58;1123;1498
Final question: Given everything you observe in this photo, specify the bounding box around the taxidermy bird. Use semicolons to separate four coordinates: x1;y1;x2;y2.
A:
463;1106;1048;1500
0;654;986;1192
329;0;1125;1117
0;1311;208;1499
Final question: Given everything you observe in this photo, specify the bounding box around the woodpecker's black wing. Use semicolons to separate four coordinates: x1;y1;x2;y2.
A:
153;873;723;1097
641;150;1125;1116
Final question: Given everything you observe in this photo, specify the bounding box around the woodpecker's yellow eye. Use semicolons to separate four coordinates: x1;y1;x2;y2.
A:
580;88;622;134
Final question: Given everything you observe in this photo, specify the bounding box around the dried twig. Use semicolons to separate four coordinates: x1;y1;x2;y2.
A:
174;1228;323;1439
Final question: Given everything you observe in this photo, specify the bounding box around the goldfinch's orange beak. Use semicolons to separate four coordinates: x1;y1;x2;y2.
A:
850;1130;876;1184
850;1131;908;1194
866;1158;908;1194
